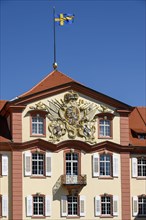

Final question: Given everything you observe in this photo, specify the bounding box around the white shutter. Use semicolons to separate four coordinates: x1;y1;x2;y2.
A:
95;196;101;216
45;195;51;216
132;158;138;177
133;196;138;216
24;152;31;176
26;195;33;216
2;155;8;176
80;195;86;217
61;196;67;217
93;153;99;177
2;195;8;217
113;195;119;216
46;152;52;176
113;153;119;177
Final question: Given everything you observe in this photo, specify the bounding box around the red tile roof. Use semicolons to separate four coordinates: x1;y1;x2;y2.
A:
19;70;77;98
129;107;146;146
0;100;7;111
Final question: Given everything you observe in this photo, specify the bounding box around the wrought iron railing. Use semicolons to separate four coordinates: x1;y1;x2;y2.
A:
61;174;87;185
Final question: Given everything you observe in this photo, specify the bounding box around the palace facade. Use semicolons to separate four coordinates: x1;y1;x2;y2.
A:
0;70;146;220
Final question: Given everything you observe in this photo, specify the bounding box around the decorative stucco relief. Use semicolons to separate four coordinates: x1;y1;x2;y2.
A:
29;91;113;144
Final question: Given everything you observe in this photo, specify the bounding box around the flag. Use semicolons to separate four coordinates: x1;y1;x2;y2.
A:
55;13;75;26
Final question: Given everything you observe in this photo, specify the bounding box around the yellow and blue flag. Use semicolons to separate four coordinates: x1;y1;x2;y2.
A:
55;13;75;26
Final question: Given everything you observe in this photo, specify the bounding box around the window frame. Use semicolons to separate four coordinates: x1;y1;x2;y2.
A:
98;113;114;139
138;157;146;177
31;151;45;176
32;194;45;217
100;194;113;216
0;195;2;218
67;195;79;217
99;153;112;177
64;150;81;176
138;195;146;216
30;111;46;137
0;155;2;177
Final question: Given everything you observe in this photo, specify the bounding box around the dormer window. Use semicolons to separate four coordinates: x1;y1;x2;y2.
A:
30;111;46;136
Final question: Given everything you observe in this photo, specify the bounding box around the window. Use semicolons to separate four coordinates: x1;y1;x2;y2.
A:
64;151;81;184
68;196;78;216
99;119;111;137
0;195;1;217
100;154;111;176
32;153;44;175
30;112;46;136
66;153;78;176
24;151;52;177
133;195;146;216
98;113;114;138
95;195;118;217
138;158;146;177
132;157;146;178
138;134;146;140
33;195;44;216
93;153;119;178
61;195;85;217
139;196;146;216
26;195;51;217
101;195;112;215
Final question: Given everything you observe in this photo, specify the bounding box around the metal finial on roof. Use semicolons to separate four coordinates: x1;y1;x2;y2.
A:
53;62;58;70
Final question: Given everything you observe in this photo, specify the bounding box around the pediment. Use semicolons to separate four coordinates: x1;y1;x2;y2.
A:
23;90;116;145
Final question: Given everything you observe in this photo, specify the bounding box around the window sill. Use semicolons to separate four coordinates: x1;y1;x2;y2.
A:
136;177;146;180
30;175;46;179
30;134;46;137
98;136;112;139
32;216;45;219
66;216;79;219
98;176;113;180
100;215;113;218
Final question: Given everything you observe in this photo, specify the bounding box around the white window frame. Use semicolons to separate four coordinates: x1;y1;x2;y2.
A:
32;114;44;135
101;195;112;215
99;119;111;137
138;196;146;216
32;153;45;176
138;158;146;177
67;196;78;217
100;154;111;176
33;195;44;216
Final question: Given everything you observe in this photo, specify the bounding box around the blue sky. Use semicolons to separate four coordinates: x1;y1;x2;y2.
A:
1;0;145;107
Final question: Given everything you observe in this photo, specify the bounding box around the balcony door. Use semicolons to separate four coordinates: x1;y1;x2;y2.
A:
65;152;78;184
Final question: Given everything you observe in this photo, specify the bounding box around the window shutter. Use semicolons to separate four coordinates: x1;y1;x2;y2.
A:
26;195;33;216
2;155;8;176
46;152;52;176
113;195;118;216
24;152;31;176
2;195;8;217
80;195;86;217
93;153;99;177
61;196;67;217
132;196;138;216
132;158;138;177
45;195;51;216
95;196;101;216
113;153;119;177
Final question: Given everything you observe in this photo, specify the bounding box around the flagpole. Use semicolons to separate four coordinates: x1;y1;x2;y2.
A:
53;7;58;70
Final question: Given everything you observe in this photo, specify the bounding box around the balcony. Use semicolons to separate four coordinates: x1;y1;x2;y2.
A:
61;174;87;193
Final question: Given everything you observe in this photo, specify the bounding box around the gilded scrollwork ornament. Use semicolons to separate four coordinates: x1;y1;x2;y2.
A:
29;90;113;144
